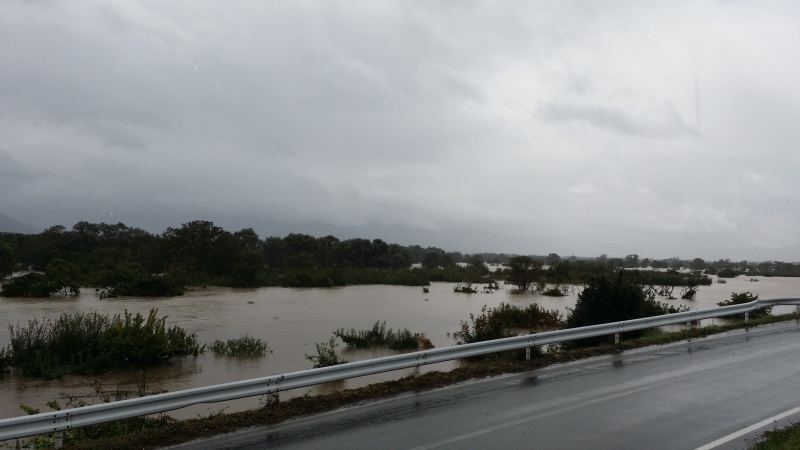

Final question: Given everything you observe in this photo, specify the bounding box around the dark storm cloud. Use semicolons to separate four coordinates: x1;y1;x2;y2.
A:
2;1;800;260
541;102;698;137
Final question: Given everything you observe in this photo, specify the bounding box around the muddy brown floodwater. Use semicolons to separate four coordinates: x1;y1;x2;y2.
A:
1;276;798;420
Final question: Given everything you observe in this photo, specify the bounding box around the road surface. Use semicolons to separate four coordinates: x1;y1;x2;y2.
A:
171;320;800;449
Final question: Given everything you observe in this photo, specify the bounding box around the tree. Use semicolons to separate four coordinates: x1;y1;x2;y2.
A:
230;250;265;287
545;261;571;285
262;236;285;267
233;228;261;251
689;258;707;271
316;235;340;268
421;248;455;269
651;259;669;269
717;268;739;278
505;256;541;292
386;244;412;270
0;272;55;297
623;254;640;268
0;243;16;279
717;292;770;319
281;233;320;268
333;238;371;268
366;239;391;269
466;255;489;276
45;259;81;295
565;269;682;347
161;220;236;278
545;253;562;265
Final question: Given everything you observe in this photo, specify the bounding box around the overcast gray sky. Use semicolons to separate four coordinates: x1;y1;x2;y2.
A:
2;1;799;260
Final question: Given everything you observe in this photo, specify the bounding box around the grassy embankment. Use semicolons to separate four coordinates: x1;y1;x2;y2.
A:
13;312;798;450
749;422;800;449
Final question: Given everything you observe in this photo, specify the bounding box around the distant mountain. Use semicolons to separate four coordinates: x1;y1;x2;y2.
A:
0;213;40;234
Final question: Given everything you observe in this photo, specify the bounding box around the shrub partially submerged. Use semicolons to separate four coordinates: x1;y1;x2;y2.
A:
0;272;75;298
5;309;203;378
454;302;563;345
334;321;432;350
306;336;348;368
209;335;269;357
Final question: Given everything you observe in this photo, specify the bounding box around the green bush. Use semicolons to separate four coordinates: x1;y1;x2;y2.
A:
305;336;347;368
6;309;202;378
453;283;478;293
107;276;184;297
453;302;563;346
0;272;59;297
717;292;770;319
541;287;565;297
565;270;689;348
717;268;739;278
334;321;428;350
0;347;9;375
209;335;269;356
17;378;169;448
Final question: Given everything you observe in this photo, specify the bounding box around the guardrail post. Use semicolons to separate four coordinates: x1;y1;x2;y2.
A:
55;430;63;449
614;333;620;345
525;347;531;360
412;365;420;376
745;312;749;323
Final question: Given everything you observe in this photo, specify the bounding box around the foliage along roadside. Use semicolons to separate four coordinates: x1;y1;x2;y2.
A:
454;302;563;345
717;291;771;320
40;313;800;450
16;376;170;450
451;271;693;352
563;269;690;348
749;422;800;449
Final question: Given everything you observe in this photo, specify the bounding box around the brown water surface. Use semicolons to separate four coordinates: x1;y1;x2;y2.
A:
1;276;797;419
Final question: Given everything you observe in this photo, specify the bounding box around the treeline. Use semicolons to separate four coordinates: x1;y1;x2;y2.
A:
462;251;800;278
1;220;796;299
495;256;711;300
587;253;800;277
0;220;497;296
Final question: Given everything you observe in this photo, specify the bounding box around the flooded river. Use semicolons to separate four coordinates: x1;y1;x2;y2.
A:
1;275;798;420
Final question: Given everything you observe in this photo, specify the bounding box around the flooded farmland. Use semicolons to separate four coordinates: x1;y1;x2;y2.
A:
1;275;798;420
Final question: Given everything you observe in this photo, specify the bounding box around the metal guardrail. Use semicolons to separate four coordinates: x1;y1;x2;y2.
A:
1;297;799;443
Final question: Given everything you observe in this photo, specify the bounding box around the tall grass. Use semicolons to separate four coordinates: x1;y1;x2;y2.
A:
334;321;432;350
305;336;348;368
454;302;564;345
6;309;203;379
209;335;269;357
17;377;169;449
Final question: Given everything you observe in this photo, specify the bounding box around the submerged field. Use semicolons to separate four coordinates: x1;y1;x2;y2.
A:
0;275;798;421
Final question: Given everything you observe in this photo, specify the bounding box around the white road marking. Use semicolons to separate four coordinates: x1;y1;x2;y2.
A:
408;351;770;450
695;405;800;450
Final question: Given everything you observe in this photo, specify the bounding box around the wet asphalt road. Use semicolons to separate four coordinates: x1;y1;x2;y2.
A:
171;321;800;450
